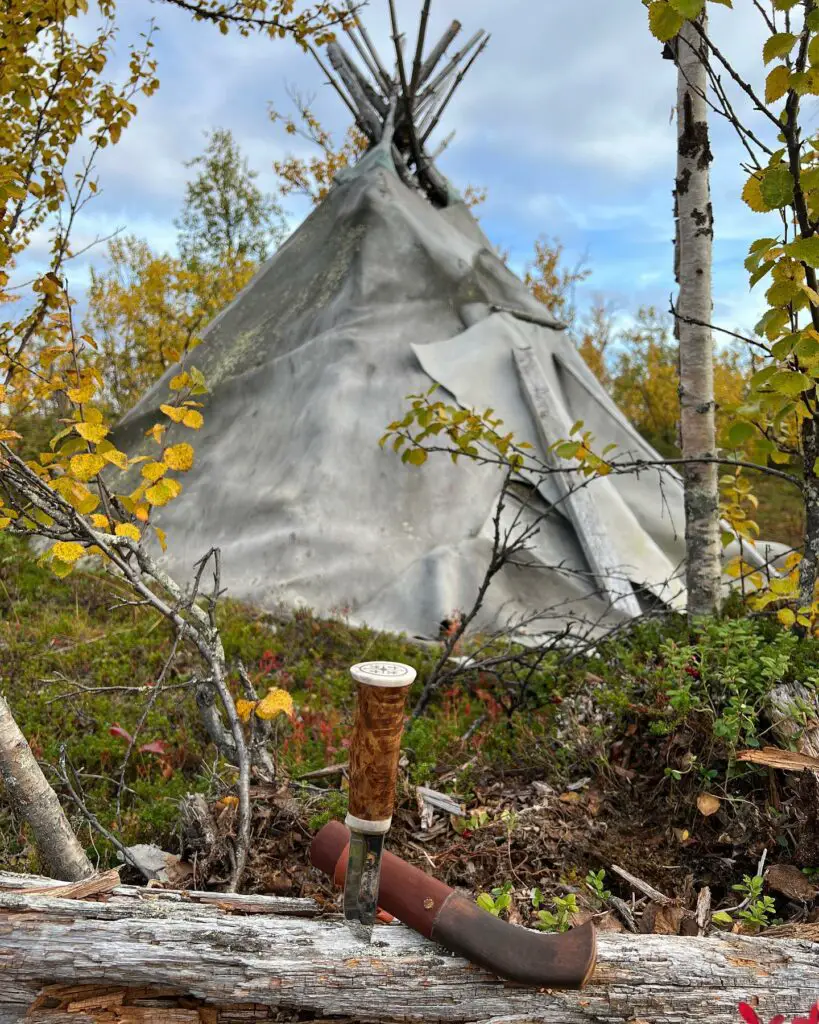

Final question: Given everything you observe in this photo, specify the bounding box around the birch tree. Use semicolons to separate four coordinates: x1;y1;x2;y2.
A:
673;11;721;617
0;0;341;889
645;0;819;635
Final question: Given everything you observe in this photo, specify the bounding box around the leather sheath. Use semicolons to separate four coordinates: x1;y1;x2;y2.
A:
311;819;597;989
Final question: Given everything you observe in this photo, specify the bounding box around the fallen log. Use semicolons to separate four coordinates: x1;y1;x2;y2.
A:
0;873;817;1023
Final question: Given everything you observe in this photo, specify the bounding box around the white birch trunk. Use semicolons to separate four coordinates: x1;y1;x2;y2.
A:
0;695;92;881
675;15;721;617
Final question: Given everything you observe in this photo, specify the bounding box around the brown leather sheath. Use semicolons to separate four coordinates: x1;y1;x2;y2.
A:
311;819;596;989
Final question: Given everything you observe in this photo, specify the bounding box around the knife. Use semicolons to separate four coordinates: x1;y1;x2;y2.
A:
343;660;416;942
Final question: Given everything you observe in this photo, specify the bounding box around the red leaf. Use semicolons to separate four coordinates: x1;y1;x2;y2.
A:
109;724;133;744
138;740;167;755
738;1006;760;1024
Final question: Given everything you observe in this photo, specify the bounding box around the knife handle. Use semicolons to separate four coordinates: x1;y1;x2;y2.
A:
345;661;416;834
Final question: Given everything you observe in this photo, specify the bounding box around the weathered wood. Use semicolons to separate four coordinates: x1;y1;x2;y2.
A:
343;0;393;94
418;30;486;105
0;695;93;882
0;884;818;1022
326;43;383;141
416;20;461;89
420;34;490;146
0;870;317;916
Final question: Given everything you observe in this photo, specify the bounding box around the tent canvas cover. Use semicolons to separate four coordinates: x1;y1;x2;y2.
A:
113;6;767;641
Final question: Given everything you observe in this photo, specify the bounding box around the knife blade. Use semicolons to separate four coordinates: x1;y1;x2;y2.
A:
343;660;416;942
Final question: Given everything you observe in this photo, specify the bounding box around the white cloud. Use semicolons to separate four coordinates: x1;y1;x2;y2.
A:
19;0;785;344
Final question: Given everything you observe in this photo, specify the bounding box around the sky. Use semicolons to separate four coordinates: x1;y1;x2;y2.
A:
47;0;784;337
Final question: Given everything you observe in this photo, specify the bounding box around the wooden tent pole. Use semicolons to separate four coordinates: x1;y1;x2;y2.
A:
409;0;433;98
419;30;485;103
327;42;383;141
344;0;393;92
421;35;490;145
416;20;461;88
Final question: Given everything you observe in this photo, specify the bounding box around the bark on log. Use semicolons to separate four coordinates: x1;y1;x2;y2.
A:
0;876;817;1022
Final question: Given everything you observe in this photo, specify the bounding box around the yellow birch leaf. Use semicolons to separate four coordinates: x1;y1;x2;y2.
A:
145;477;181;506
255;688;294;720
141;461;167;482
765;64;790;104
0;429;22;441
170;372;190;391
154;526;167;552
182;409;204;429
135;505;150;522
90;514;110;530
75;422;109;444
145;423;166;444
696;793;721;816
236;699;257;723
101;448;128;470
67;384;96;404
163;443;194;471
69;452;106;481
742;174;770;213
0;518;12;530
51;541;85;564
778;607;797;627
160;404;187;423
54;478;99;515
114;522;141;541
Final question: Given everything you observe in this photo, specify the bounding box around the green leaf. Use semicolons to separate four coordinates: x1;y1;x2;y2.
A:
750;365;779;390
760;165;794;208
769;370;814;397
797;334;819;362
711;911;734;925
749;260;775;288
648;0;684;41
405;448;428;466
765;65;791;104
801;167;819;192
807;9;819;30
771;334;798;360
784;235;819;266
727;421;756;446
669;0;705;16
554;441;582;460
773;0;801;9
749;236;779;254
742;174;774;213
476;894;495;913
763;32;797;65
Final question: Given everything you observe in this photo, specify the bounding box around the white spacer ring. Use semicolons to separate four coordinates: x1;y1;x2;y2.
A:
345;812;392;834
350;661;416;688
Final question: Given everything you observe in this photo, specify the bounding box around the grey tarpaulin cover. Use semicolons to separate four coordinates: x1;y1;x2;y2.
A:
113;3;782;643
113;138;759;640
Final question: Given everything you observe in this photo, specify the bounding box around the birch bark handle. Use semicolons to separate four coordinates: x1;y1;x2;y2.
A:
345;662;415;833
